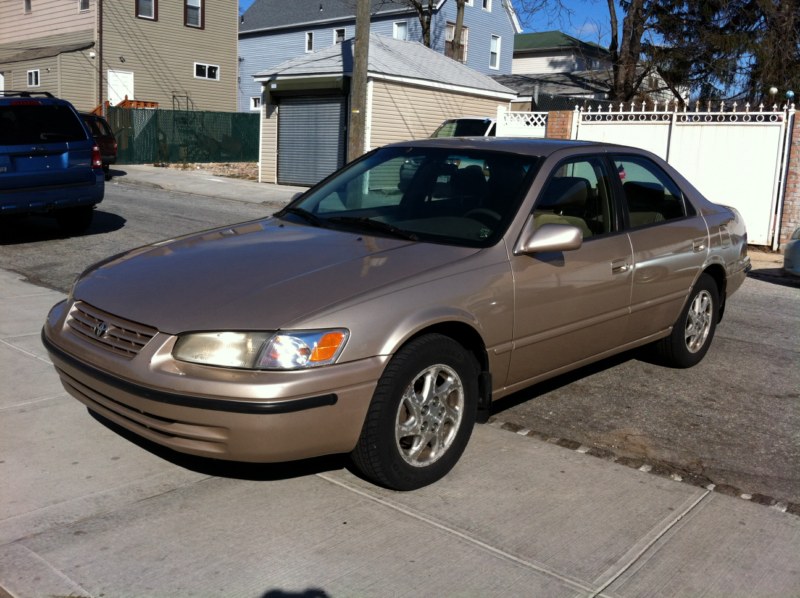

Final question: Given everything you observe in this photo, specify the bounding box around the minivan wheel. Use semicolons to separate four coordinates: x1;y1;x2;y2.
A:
351;334;478;490
56;206;94;234
655;273;719;368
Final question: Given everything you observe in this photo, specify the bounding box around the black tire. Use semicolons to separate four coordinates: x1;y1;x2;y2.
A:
351;334;479;490
655;273;719;368
56;206;94;235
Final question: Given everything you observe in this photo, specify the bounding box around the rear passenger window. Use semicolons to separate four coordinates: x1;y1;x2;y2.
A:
534;157;616;239
613;155;695;228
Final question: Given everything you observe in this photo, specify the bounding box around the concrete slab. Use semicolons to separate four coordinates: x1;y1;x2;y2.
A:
1;475;586;597
1;396;206;545
604;494;800;597
0;291;60;337
0;342;62;409
323;424;709;591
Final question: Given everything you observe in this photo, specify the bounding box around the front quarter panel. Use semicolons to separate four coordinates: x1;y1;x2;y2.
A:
290;244;515;385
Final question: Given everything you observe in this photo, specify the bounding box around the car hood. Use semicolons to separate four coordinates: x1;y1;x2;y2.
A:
73;218;480;334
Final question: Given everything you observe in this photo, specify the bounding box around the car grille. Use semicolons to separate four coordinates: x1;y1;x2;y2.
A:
67;301;157;358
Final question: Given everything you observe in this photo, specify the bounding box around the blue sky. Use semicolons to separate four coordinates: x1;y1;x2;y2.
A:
238;0;616;45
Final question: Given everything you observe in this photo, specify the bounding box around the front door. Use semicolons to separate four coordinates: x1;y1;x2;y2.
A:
506;156;633;388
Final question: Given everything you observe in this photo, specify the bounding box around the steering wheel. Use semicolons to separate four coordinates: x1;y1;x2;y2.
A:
464;208;502;227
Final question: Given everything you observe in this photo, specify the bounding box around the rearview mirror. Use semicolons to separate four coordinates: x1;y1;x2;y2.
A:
514;219;583;255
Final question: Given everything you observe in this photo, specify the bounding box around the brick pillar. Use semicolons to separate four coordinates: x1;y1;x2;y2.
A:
779;112;800;249
546;110;576;139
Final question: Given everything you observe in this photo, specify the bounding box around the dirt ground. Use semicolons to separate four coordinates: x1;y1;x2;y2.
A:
160;162;258;181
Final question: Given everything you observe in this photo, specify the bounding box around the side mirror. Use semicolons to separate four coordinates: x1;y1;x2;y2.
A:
514;218;583;255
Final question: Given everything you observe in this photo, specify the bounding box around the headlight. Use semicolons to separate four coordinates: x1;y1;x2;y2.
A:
172;329;349;370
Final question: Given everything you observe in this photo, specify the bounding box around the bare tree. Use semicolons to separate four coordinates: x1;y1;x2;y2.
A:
606;0;651;102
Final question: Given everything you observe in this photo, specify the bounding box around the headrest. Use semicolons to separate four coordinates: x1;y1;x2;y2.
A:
538;177;589;209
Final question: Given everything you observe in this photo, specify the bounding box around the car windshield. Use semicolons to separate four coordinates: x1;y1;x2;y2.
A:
279;146;539;247
0;104;87;145
431;119;493;138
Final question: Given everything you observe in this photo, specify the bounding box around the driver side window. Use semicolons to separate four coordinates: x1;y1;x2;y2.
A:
534;157;616;239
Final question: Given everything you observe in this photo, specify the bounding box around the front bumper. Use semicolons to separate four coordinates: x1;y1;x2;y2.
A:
43;300;385;462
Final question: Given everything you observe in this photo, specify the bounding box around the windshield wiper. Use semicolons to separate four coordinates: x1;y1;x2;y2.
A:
327;216;419;241
276;206;326;227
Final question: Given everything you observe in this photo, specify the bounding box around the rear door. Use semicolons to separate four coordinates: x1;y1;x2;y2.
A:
611;154;710;343
0;102;95;193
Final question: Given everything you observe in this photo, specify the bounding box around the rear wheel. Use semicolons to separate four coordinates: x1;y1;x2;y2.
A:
351;334;478;490
56;206;94;235
655;273;719;368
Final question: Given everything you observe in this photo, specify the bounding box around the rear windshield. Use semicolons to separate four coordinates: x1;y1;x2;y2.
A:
0;103;88;145
84;116;112;137
431;119;493;138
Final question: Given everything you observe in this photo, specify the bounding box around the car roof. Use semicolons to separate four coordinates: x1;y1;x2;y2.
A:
0;91;74;107
381;136;627;157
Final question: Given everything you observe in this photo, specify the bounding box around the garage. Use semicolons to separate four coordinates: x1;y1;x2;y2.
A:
255;34;516;186
277;96;346;186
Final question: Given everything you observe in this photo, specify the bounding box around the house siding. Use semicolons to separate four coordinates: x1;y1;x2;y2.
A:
59;49;98;111
368;79;507;148
101;0;238;111
0;0;94;45
512;52;580;75
432;0;515;75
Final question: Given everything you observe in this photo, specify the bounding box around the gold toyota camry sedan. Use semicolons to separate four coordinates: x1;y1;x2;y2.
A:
43;138;751;490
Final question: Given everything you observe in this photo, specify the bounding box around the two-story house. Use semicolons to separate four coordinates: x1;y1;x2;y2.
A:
0;0;238;113
238;0;521;112
497;30;677;109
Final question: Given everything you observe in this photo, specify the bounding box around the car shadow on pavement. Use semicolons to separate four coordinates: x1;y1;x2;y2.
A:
88;409;351;482
0;209;126;245
489;351;635;418
747;268;800;288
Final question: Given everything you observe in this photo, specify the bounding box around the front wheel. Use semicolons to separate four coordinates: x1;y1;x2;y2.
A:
655;273;719;368
351;334;478;490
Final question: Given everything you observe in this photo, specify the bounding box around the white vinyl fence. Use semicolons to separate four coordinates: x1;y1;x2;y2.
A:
495;106;548;138
574;101;796;248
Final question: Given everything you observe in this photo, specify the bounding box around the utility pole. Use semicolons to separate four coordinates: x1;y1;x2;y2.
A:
347;0;370;162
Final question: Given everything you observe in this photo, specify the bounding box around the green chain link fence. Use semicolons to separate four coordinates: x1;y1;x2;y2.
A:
107;107;259;164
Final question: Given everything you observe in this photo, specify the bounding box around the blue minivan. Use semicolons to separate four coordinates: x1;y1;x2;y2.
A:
0;91;104;233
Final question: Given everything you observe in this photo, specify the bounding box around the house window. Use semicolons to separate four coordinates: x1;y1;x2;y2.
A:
79;0;90;11
136;0;156;20
250;96;261;111
482;0;491;10
465;0;473;5
305;31;314;53
334;28;345;44
194;63;219;80
393;21;408;41
185;0;203;28
445;22;468;62
23;0;31;13
27;69;40;87
489;35;500;69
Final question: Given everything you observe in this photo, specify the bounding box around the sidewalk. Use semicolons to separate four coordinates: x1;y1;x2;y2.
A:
1;167;798;596
111;163;307;208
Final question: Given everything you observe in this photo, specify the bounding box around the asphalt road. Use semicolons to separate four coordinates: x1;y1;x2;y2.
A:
2;179;797;506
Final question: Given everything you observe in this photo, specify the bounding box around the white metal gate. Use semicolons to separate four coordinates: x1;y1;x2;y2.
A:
575;101;796;247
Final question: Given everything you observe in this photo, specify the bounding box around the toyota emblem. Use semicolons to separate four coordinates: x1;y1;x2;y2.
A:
93;321;109;338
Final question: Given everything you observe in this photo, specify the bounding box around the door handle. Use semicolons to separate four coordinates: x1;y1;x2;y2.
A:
693;238;708;252
612;259;630;274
